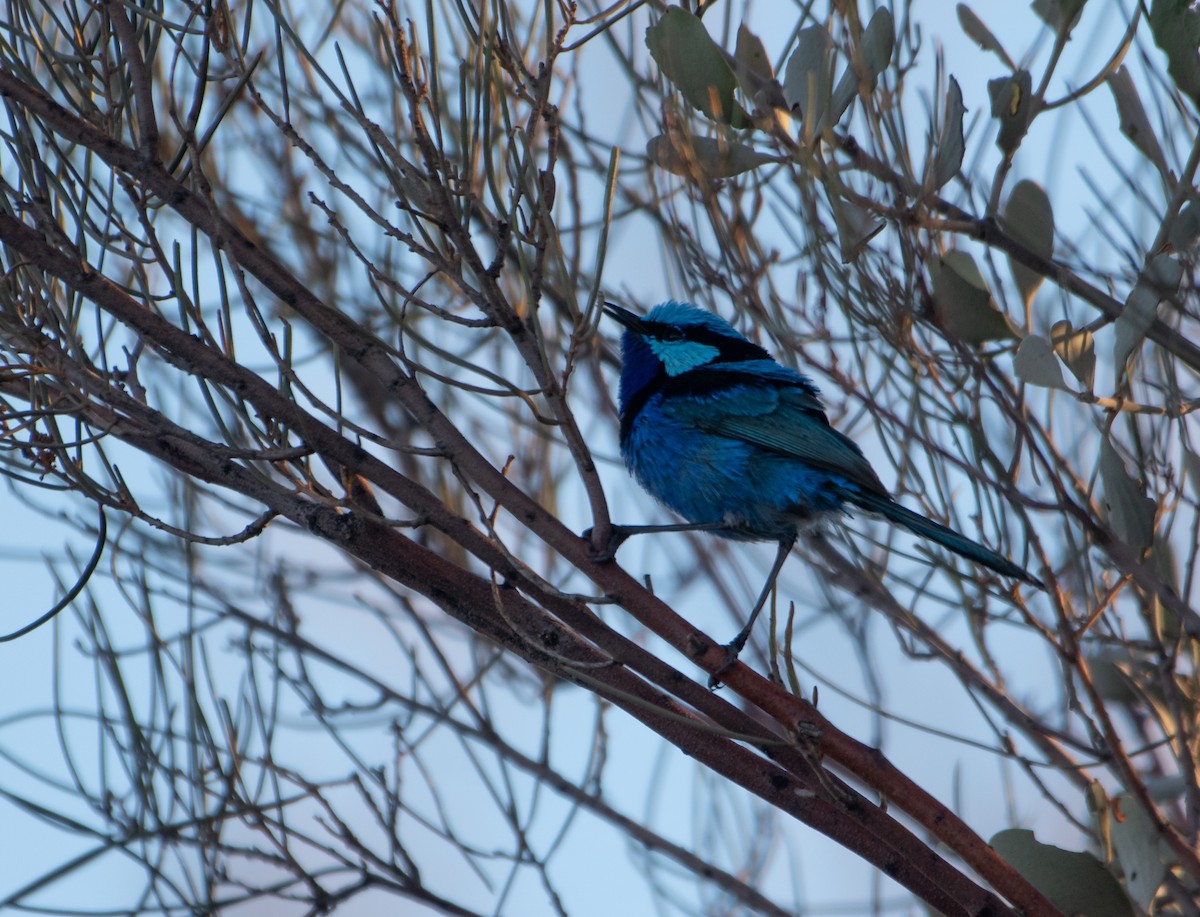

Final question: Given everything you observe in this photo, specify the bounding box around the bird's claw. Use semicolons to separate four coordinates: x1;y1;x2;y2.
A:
706;644;742;690
582;524;633;562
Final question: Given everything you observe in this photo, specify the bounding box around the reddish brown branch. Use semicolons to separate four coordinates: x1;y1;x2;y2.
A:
0;64;1069;916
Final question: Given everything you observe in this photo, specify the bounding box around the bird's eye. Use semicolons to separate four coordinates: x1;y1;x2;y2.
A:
656;327;684;343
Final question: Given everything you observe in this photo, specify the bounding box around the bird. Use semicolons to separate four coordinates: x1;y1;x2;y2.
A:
601;300;1042;676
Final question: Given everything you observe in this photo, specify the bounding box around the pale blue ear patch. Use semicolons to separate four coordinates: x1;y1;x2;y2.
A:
648;338;720;375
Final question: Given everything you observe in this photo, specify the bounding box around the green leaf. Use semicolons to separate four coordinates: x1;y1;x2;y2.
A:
1085;646;1139;703
1144;775;1188;801
1144;251;1183;291
988;70;1034;155
1113;285;1160;371
646;134;776;178
861;7;895;79
1003;181;1054;307
1168;200;1200;251
646;8;751;128
1013;335;1070;390
991;829;1135;917
1111;796;1169;912
930;250;1016;344
783;25;833;140
957;5;1014;66
1099;436;1157;552
734;23;773;95
1050;320;1096;389
1107;67;1170;176
1114;254;1182;372
827;8;894;131
933;78;965;189
1184;445;1200;502
1149;0;1200;107
825;185;885;263
1032;0;1088;32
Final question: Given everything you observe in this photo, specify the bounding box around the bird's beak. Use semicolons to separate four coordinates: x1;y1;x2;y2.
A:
603;302;646;332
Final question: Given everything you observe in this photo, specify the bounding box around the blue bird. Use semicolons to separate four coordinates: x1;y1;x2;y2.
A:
603;300;1042;673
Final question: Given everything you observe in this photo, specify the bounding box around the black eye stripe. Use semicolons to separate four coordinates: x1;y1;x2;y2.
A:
642;323;771;361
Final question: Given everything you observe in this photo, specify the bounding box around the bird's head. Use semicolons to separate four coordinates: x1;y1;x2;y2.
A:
604;302;770;407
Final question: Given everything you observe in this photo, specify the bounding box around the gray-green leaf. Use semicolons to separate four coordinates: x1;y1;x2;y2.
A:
1032;0;1088;32
957;5;1015;68
991;829;1135;917
933;78;966;189
930;250;1017;343
1114;254;1181;371
1107;66;1170;176
1014;335;1070;390
1050;320;1096;389
646;9;751;128
646;134;776;178
1003;181;1055;307
783;26;833;140
826;185;885;263
1149;0;1200;107
734;24;773;95
1168;200;1200;251
1099;435;1157;552
1110;795;1169;912
827;9;893;130
1184;445;1200;502
988;70;1034;155
861;8;895;78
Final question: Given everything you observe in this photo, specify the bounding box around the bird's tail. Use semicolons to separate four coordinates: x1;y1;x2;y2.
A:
842;489;1043;588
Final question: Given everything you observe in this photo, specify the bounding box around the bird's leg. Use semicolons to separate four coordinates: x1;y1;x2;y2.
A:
709;535;796;689
585;520;735;562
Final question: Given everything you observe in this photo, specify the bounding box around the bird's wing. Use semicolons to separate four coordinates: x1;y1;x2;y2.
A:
679;385;888;496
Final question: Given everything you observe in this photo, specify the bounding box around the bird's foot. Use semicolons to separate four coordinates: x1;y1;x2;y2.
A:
706;642;746;690
706;619;756;689
582;524;634;562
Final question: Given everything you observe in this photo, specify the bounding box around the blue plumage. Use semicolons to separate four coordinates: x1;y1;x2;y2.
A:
606;301;1042;607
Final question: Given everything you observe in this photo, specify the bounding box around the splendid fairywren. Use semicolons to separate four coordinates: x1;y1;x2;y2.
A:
602;300;1042;675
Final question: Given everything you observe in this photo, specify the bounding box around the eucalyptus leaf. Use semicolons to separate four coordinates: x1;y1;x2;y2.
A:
826;9;893;130
991;829;1135;917
1110;795;1169;912
1050;320;1096;389
646;9;751;128
861;8;895;79
1184;445;1200;502
1113;284;1160;371
826;187;885;263
957;5;1013;66
646;134;776;178
734;23;772;85
1168;200;1200;251
1003;181;1054;307
988;70;1034;155
930;250;1016;343
829;68;858;129
933;78;965;189
1149;0;1200;107
1114;254;1181;371
1085;646;1138;703
1032;0;1088;32
1013;335;1070;390
783;26;833;139
1099;436;1156;552
1145;250;1183;291
1107;67;1170;176
1144;775;1188;801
